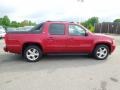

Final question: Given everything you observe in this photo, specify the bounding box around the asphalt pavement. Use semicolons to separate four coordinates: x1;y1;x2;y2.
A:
0;35;120;90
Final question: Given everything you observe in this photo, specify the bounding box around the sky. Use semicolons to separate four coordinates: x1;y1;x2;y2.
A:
0;0;120;23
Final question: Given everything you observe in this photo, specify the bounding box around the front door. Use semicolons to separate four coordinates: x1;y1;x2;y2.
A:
67;24;93;53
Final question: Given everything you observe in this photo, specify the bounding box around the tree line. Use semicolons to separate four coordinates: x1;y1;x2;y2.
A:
81;17;120;32
0;16;100;32
0;16;36;29
0;15;120;32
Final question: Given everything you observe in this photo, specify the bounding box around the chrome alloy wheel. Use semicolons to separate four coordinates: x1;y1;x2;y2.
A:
96;47;108;59
26;48;40;61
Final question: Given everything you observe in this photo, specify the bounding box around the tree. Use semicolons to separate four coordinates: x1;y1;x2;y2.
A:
0;16;36;28
114;19;120;22
28;20;36;26
20;20;36;27
88;24;95;32
87;17;99;26
0;18;3;25
20;20;29;27
10;21;19;27
81;17;99;32
2;16;10;26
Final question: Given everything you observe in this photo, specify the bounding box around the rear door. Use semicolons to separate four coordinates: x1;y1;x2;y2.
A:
44;23;67;53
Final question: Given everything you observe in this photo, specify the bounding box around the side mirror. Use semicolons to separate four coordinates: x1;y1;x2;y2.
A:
85;31;88;36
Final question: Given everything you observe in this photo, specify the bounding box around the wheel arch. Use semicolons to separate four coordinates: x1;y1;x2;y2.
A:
22;42;44;54
93;42;111;54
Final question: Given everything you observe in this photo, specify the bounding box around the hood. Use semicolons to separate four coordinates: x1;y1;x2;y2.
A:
93;33;114;40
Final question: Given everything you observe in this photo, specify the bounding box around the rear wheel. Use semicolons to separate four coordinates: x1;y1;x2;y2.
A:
23;45;43;62
93;45;109;60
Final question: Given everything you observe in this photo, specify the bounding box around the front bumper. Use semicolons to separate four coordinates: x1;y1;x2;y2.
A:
111;44;116;53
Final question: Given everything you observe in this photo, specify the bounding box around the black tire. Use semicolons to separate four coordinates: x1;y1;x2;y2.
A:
23;45;43;62
93;45;109;60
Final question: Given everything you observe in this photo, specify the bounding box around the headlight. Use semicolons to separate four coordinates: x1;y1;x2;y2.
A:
112;39;115;45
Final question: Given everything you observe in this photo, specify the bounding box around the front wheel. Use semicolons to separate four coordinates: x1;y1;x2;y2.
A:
93;45;109;60
23;45;43;62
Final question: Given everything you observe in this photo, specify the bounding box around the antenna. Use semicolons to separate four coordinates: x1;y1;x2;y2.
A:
77;0;84;2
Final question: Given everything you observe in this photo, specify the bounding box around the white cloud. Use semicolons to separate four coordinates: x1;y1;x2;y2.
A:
0;0;120;22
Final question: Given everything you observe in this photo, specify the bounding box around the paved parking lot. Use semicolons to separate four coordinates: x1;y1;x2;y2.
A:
0;35;120;90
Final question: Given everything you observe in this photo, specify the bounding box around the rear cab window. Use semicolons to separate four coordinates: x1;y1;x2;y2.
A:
30;23;44;33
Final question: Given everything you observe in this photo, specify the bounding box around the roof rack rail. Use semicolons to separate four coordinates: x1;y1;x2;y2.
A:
69;22;74;23
46;21;75;23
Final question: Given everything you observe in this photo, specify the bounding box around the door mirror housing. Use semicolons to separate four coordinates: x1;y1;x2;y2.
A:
85;31;88;36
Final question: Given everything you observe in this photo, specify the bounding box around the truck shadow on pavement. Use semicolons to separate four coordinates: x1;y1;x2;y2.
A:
0;54;107;73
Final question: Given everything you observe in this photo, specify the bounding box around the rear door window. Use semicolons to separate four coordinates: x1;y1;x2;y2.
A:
49;24;65;35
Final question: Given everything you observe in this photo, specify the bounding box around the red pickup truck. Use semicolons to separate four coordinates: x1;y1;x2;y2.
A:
4;21;116;62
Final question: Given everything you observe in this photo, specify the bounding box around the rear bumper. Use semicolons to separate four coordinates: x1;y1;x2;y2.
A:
3;46;21;54
0;34;5;38
4;46;8;52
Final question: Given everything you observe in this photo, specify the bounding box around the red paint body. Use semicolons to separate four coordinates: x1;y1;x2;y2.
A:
4;21;116;55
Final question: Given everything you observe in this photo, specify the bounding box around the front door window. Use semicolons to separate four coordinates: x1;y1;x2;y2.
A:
69;25;85;36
